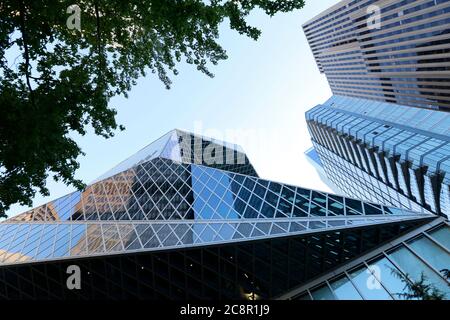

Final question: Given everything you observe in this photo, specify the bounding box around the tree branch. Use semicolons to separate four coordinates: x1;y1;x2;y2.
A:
18;0;35;107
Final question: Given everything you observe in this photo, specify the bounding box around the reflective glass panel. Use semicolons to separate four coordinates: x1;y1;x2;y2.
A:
366;256;411;300
408;236;450;274
389;246;449;298
428;226;450;250
310;284;335;300
348;266;392;300
329;275;362;300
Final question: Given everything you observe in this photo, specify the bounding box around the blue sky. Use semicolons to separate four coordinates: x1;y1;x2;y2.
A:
6;0;340;218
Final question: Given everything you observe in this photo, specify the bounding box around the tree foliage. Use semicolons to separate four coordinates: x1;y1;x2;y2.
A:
0;0;305;217
391;268;447;300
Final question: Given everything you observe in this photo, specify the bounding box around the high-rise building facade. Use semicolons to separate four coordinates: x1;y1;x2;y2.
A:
301;1;450;300
303;0;450;220
305;147;341;194
306;95;450;219
0;130;447;300
303;0;450;111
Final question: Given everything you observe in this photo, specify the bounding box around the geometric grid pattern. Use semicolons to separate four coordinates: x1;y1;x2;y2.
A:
0;130;438;299
7;158;430;223
0;219;431;300
306;95;450;218
0;216;433;266
302;0;450;111
284;221;450;300
312;143;431;215
0;154;433;266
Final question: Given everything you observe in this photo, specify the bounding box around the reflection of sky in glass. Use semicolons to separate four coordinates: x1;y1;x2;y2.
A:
53;191;82;221
0;155;436;267
70;224;87;255
91;131;173;184
192;165;238;220
192;165;239;243
389;246;449;297
35;225;57;259
53;224;71;257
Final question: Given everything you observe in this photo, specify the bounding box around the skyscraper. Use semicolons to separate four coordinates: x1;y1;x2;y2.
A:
303;0;450;220
300;1;450;300
303;0;450;111
306;95;449;219
0;129;447;300
304;147;341;194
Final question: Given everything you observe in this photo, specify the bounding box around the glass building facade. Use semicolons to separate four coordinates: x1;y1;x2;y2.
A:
306;95;450;219
280;219;450;300
0;130;443;300
301;1;450;299
303;0;450;111
305;147;341;194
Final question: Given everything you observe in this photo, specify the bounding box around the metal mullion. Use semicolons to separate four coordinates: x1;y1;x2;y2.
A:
116;224;136;250
190;222;210;241
136;164;165;218
100;224;115;253
402;241;450;283
48;223;61;259
10;224;33;261
195;222;218;243
92;182;111;220
149;224;165;249
0;224;7;243
54;192;79;220
422;231;450;254
129;168;154;218
293;190;311;217
130;223;144;249
305;290;314;301
133;223;154;248
162;164;193;206
278;185;295;218
165;224;189;246
213;222;227;242
342;271;367;300
107;177;132;219
67;224;74;255
194;173;216;208
157;223;180;246
324;281;339;300
86;185;101;221
124;175;149;221
30;224;47;260
176;223;195;246
0;224;22;261
213;176;238;217
208;222;229;241
242;186;265;213
84;223;102;254
78;223;89;254
114;171;135;220
100;181;119;221
362;260;396;300
229;174;246;201
74;194;87;221
145;162;184;220
381;251;417;291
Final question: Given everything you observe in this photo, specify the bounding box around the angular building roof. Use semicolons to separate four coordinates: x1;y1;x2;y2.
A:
91;129;257;184
0;130;435;269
